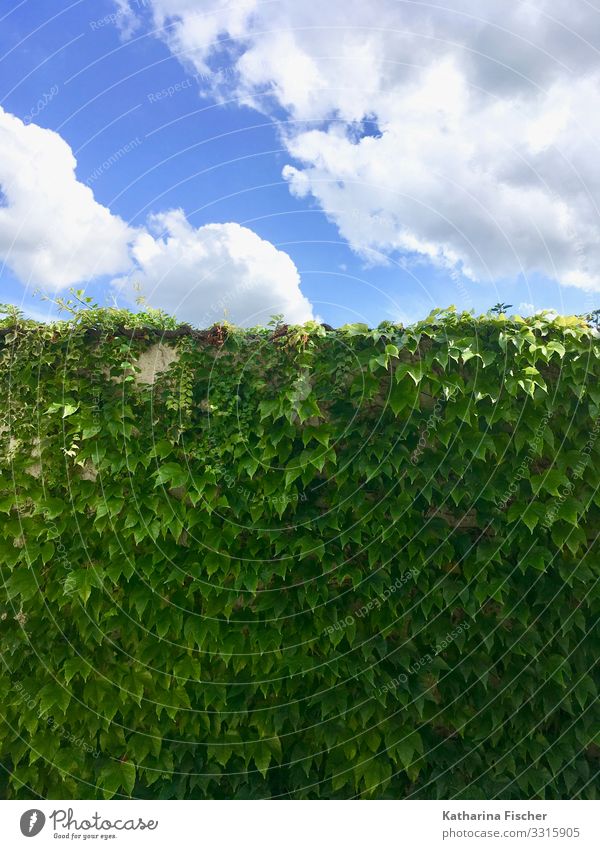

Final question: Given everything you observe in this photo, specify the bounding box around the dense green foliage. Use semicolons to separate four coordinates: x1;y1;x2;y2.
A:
0;306;598;799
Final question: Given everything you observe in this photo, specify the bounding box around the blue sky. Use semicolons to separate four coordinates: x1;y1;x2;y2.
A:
1;0;599;326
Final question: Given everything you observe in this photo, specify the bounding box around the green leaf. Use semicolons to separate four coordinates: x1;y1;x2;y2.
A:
253;746;271;778
556;496;580;526
342;322;370;336
154;462;188;488
38;682;71;714
44;497;67;519
392;732;422;769
97;761;136;798
388;380;417;416
546;341;566;359
63;569;102;604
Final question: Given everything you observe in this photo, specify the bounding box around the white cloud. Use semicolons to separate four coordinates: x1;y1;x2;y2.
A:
0;107;311;325
282;68;600;287
115;209;313;326
134;0;600;290
0;107;135;289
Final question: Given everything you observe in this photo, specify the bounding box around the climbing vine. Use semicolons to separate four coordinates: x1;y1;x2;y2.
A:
0;306;598;799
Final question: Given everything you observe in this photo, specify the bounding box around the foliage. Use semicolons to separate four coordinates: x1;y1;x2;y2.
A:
490;302;513;316
0;306;598;799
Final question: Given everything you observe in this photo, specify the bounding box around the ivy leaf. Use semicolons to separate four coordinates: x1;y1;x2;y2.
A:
62;657;90;684
253;746;271;778
154;462;188;488
44;497;67;519
521;503;545;532
529;470;565;497
388;381;416;416
342;322;370;336
556;496;580;526
546;341;566;360
81;424;102;439
390;731;422;770
63;569;102;604
238;455;260;478
6;568;38;601
38;682;71;714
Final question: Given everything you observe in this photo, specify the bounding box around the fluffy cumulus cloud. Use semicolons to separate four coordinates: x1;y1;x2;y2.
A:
0;107;135;289
133;0;600;289
0;107;310;324
116;209;313;326
112;0;143;38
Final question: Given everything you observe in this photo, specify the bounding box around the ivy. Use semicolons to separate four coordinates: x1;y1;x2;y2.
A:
0;306;598;799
